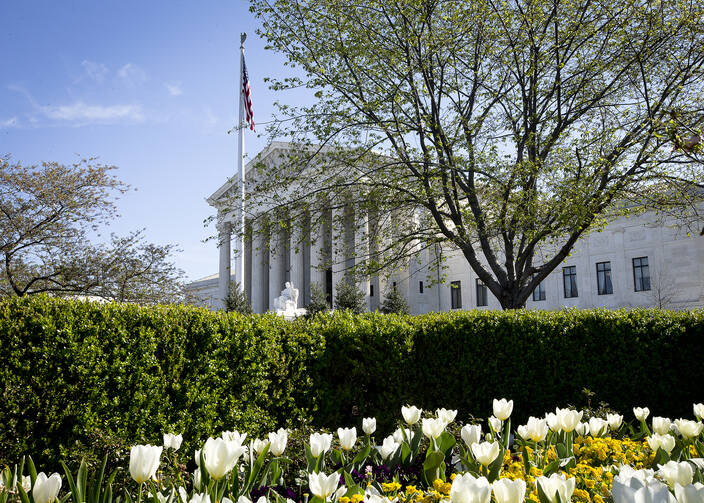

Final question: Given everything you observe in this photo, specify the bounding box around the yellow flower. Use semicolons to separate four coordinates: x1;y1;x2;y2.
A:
382;482;402;493
351;495;364;503
594;496;605;503
406;486;419;495
340;498;350;503
450;473;457;481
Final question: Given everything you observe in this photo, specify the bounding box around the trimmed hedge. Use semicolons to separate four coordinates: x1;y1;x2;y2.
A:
0;295;702;468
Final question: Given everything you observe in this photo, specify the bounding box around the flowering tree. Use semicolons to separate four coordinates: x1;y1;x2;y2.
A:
241;0;704;309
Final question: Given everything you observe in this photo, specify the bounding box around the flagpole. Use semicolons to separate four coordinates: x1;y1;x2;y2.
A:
236;32;246;295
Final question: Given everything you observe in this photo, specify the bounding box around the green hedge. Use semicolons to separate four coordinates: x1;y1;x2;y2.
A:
1;295;702;468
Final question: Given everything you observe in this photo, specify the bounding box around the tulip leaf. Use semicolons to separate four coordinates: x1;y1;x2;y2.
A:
351;443;371;470
400;442;411;465
542;458;560;477
556;443;569;459
61;460;80;503
521;446;532;475
487;446;505;482
304;444;316;472
536;480;554;503
695;440;704;458
410;430;423;454
17;483;31;503
27;456;38;484
244;443;270;493
437;432;456;457
422;450;445;486
343;470;360;493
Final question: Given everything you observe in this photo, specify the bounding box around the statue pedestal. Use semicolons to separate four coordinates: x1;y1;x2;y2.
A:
272;281;306;320
275;307;308;320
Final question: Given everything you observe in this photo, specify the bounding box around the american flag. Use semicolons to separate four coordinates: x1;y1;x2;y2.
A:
242;58;255;131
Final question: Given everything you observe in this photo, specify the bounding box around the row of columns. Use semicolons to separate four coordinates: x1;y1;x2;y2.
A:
218;204;379;312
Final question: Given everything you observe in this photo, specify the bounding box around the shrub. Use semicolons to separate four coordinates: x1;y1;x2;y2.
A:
306;283;330;316
226;281;253;314
380;288;410;314
333;278;366;313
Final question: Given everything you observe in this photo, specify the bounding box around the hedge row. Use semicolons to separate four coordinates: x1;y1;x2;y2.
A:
0;295;702;468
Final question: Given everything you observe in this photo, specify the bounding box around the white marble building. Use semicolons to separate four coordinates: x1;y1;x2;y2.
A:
186;142;704;312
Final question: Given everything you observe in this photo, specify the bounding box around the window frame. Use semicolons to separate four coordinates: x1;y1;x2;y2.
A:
596;261;613;295
632;256;651;292
563;266;578;298
450;280;462;309
476;278;488;307
532;274;546;301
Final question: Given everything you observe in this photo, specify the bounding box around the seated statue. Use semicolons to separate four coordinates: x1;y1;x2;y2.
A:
273;281;299;313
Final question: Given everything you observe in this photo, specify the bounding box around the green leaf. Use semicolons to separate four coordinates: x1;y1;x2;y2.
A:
422;451;445;486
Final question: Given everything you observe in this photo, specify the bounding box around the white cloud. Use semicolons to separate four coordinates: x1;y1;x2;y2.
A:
165;83;183;96
117;63;148;87
0;117;18;128
80;60;109;83
40;102;144;124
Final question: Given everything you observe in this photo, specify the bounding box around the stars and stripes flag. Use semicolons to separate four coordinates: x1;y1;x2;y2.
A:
242;58;255;131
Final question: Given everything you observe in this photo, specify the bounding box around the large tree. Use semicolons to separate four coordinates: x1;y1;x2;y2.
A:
0;157;186;303
244;0;704;309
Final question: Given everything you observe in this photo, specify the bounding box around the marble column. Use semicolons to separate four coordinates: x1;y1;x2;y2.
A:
269;228;286;310
217;220;231;310
251;219;269;313
309;210;328;305
289;216;306;308
331;204;348;307
355;204;370;310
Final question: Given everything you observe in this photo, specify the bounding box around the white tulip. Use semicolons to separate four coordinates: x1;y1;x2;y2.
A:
525;417;548;442
129;445;163;484
471;441;500;466
222;498;234;503
647;434;676;454
450;473;491;503
163;433;183;451
488;416;502;434
268;428;288;456
310;433;333;457
194;449;201;467
555;408;583;433
493;399;513;421
393;427;412;444
535;473;576;503
634;407;651;422
178;487;188;503
675;482;704;503
437;408;458;425
21;475;32;492
337;427;357;451
615;466;657;486
589;418;608;437
189;493;209;503
674;419;703;439
365;495;388;503
422;417;446;440
193;469;201;491
545;412;560;432
492;478;526;503
362;417;376;435
608;413;624;431
402;405;422;425
308;472;340;500
694;404;704;421
575;422;589;437
253;438;269;455
461;424;482;447
612;478;674;503
221;430;247;447
658;461;694;488
379;435;400;460
202;437;246;480
32;473;62;503
517;425;529;440
237;496;252;503
653;417;672;436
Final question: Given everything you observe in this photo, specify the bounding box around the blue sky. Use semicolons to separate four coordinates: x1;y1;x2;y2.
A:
1;1;290;281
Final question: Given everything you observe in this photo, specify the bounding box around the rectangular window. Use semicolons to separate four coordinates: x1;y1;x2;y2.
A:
370;284;374;297
633;257;651;291
393;281;397;291
450;281;462;309
596;261;613;295
476;279;488;307
532;274;546;301
419;281;424;294
563;266;578;298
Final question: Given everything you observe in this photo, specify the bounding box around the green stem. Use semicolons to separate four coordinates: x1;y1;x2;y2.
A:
137;483;143;503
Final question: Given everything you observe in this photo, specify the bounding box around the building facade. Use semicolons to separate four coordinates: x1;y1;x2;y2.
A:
186;142;704;312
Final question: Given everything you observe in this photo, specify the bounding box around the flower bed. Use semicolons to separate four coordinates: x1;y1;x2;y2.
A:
2;400;704;503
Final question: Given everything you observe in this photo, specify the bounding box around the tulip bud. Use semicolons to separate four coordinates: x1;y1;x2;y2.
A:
189;493;209;503
461;424;482;447
525;417;548;442
221;430;247;447
129;445;163;484
555;408;582;433
21;475;32;492
652;417;672;436
674;419;704;439
268;428;288;456
634;407;650;422
535;473;576;503
517;425;529;440
337;427;357;451
362;417;376;435
193;469;201;491
178;487;188;503
422;417;446;440
436;408;458;425
308;472;340;500
607;413;624;432
493;399;513;421
575;422;588;437
488;416;502;434
402;405;422;425
450;473;491;503
202;437;246;480
675;482;704;503
647;434;676;454
694;403;704;421
492;478;526;503
658;461;693;488
309;432;333;458
379;435;400;460
32;473;62;503
194;449;201;467
471;441;500;466
589;418;608;437
163;433;183;451
545;412;560;432
253;438;269;455
393;427;412;444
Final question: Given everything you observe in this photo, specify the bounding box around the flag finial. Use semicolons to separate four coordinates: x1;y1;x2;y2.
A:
240;32;247;48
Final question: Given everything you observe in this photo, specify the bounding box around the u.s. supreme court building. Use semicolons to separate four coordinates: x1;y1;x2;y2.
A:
186;142;704;312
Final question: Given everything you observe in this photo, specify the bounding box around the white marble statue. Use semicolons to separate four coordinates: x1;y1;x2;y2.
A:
273;281;305;318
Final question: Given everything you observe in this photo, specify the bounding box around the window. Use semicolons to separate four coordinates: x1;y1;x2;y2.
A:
393;281;397;291
476;279;488;307
370;284;374;297
563;266;578;298
419;281;424;294
596;261;613;295
532;274;546;301
633;257;651;291
450;281;462;309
